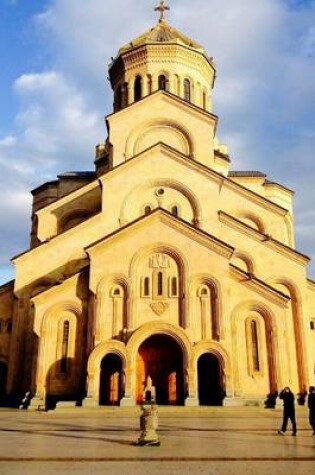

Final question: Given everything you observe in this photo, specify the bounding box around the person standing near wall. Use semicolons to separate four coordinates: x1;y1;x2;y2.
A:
308;386;315;436
277;386;297;436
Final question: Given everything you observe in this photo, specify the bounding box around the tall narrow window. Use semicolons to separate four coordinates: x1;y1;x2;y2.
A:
171;205;178;217
60;321;70;374
144;277;150;297
251;320;260;371
134;76;142;102
157;272;163;296
170;277;178;297
184;79;191;102
144;205;152;215
158;74;168;91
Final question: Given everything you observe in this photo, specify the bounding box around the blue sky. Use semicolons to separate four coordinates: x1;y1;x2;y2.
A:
0;0;315;284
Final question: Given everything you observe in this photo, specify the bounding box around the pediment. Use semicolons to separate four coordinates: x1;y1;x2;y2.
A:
86;209;234;259
106;90;217;169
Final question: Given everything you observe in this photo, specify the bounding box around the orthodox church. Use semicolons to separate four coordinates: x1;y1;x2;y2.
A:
0;2;314;409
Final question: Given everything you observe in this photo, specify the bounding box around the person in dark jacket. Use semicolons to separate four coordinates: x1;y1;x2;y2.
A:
308;386;315;436
277;386;297;436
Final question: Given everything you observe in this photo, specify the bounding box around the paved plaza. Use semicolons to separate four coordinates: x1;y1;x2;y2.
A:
0;406;314;474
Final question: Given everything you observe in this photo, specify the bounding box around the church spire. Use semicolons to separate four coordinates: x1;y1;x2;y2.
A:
154;1;170;23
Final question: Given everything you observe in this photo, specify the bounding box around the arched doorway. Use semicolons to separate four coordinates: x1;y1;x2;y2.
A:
0;361;7;403
136;335;184;405
99;354;123;406
198;353;224;406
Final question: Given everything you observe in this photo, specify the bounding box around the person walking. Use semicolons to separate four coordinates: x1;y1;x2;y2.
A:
277;386;297;436
307;386;315;436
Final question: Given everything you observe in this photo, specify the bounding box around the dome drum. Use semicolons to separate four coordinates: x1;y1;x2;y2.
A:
109;43;215;113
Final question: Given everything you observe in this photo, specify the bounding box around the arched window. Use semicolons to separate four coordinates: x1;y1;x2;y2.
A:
157;272;164;296
251;320;260;371
144;206;152;215
134;76;142;102
170;277;178;297
144;277;150;297
171;205;179;217
60;321;70;374
158;74;168;91
113;288;121;296
199;286;209;297
184;79;191;102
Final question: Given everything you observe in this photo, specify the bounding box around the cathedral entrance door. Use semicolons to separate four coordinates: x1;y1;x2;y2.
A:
198;353;224;406
99;354;122;406
136;335;184;405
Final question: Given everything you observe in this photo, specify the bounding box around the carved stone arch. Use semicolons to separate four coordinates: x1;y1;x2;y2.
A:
231;251;255;274
189;274;222;339
266;276;306;391
130;243;188;327
59;209;92;233
126;321;193;371
87;341;126;376
41;301;82;332
235;210;266;234
36;301;82;401
133;74;143;102
130;243;188;277
193;340;231;373
119;178;202;226
183;74;195;103
157;70;170;91
125;118;195;159
231;300;277;394
95;274;130;337
194;341;230;404
86;341;126;403
96;273;130;298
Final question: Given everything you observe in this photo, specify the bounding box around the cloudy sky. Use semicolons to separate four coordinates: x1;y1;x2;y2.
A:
0;0;314;284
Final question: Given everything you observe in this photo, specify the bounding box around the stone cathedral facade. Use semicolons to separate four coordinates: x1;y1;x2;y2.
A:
0;4;315;408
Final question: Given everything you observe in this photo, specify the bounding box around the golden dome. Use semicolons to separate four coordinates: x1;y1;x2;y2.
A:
119;19;205;55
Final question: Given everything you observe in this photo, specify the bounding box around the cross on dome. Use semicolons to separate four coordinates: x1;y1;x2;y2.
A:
154;1;170;22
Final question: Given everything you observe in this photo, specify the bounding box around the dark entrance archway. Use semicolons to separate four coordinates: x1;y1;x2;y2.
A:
198;353;224;406
136;334;184;405
0;361;8;404
99;354;123;406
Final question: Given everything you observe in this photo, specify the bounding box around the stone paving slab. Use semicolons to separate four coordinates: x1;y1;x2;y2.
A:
0;407;314;474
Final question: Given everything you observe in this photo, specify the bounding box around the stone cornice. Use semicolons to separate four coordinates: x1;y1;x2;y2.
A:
102;142;223;185
222;178;288;216
229;264;290;307
219;211;310;266
106;89;218;125
111;42;215;76
307;278;315;291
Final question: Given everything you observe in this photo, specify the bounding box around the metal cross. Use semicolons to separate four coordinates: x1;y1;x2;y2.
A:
154;1;170;21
